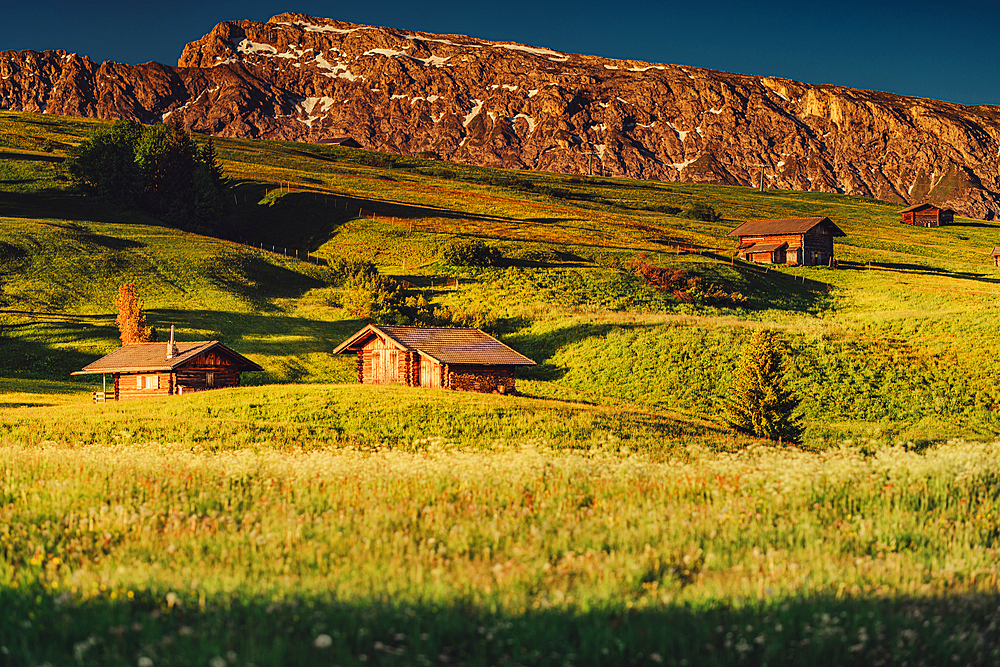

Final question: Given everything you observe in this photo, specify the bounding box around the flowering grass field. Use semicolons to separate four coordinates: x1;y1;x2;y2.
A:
4;405;1000;665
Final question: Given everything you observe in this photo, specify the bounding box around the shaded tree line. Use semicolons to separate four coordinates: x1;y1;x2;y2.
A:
66;120;227;232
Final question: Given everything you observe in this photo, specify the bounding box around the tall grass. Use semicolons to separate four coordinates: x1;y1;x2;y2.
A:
5;436;1000;664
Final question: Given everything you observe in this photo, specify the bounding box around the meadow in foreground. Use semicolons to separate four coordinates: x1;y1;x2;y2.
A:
4;386;1000;665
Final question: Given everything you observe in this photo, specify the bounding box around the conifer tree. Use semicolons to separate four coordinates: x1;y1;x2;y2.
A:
114;283;151;345
725;330;802;444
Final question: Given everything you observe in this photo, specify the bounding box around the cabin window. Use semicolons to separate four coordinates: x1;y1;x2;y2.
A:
136;375;159;390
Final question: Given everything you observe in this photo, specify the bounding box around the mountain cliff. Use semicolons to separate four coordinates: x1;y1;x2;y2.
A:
3;12;1000;218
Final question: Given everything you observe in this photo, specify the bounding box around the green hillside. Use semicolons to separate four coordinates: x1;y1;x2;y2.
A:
3;110;1000;446
8;110;1000;666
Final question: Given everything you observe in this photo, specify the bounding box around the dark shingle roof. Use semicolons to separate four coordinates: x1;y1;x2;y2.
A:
333;325;535;366
899;203;942;213
727;217;846;238
72;341;263;375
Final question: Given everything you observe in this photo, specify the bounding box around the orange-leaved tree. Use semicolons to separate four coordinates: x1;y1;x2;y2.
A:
114;283;152;345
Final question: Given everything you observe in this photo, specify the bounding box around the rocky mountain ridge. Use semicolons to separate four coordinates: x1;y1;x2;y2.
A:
3;12;1000;218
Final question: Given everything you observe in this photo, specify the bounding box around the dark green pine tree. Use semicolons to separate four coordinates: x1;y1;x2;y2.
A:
725;330;803;444
198;137;225;188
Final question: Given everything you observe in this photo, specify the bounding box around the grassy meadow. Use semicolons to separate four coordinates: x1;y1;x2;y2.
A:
5;110;1000;663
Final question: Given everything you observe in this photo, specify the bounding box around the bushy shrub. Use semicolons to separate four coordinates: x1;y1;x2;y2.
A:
338;271;498;330
325;257;379;286
646;204;682;214
630;253;746;305
443;239;503;267
341;273;406;323
683;202;722;222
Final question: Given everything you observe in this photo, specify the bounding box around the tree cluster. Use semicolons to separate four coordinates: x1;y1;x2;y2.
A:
67;120;226;231
683;202;722;222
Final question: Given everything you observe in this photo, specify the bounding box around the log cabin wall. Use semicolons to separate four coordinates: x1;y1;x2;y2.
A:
403;351;420;386
115;371;173;400
174;350;243;392
738;234;804;264
914;211;940;227
445;364;517;394
802;228;835;266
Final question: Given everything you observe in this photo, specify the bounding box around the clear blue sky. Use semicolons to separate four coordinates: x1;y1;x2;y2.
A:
2;0;997;106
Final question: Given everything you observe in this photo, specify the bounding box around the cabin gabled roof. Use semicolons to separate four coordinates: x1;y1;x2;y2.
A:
991;247;1000;257
727;217;846;238
899;203;948;214
333;325;536;366
71;341;263;375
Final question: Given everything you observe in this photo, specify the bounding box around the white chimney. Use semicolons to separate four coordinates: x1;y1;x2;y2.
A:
166;324;178;359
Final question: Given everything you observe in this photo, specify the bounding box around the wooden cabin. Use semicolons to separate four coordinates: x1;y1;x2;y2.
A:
72;340;262;403
727;217;846;266
900;203;953;227
317;136;362;148
992;247;1000;267
333;324;535;394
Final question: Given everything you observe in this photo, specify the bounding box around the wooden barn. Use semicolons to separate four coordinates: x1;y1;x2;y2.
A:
992;247;1000;267
728;217;846;266
900;203;954;227
333;324;535;394
317;136;362;148
72;338;262;403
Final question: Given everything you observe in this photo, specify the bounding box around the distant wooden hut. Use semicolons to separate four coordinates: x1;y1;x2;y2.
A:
317;136;362;148
72;336;262;403
727;217;846;266
991;247;1000;267
333;324;535;394
900;203;954;227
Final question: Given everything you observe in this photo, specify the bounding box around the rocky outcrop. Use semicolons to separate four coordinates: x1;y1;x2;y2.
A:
3;13;1000;218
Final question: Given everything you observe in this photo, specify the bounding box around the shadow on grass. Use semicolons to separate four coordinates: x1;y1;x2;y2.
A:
0;322;116;380
947;220;997;228
3;589;999;666
509;322;660;382
199;251;326;311
840;260;1000;285
0;189;155;225
0;150;65;163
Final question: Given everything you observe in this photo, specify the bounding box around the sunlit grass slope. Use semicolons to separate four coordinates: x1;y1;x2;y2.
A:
5;109;1000;445
7;111;1000;665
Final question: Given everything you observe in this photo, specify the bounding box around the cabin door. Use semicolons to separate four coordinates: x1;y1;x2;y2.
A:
420;357;441;388
375;348;399;384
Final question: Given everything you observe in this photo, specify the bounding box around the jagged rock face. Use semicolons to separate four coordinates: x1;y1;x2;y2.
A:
3;12;1000;218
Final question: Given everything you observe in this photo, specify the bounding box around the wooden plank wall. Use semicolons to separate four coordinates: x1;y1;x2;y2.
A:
115;372;173;400
360;337;409;385
802;229;835;265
